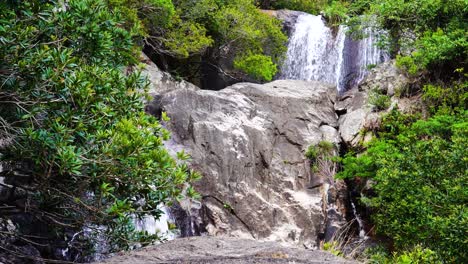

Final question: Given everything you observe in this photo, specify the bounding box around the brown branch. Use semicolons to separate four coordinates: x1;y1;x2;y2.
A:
0;245;76;264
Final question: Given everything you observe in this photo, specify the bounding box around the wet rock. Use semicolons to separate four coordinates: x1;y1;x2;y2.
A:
97;236;357;264
0;218;44;264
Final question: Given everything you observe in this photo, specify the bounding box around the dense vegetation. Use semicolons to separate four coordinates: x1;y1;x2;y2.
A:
0;0;466;263
261;0;467;78
311;0;467;262
0;0;200;260
339;109;467;262
111;0;288;82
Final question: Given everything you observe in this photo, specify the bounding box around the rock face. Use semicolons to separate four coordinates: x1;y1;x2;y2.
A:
98;236;356;264
153;80;345;248
336;88;375;147
143;58;417;253
337;60;413;147
358;60;409;96
0;218;44;264
141;54;199;96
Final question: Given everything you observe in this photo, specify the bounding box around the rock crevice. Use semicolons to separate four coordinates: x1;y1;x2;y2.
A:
150;79;345;248
144;58;415;251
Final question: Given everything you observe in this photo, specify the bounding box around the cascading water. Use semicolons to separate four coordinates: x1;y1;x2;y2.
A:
350;200;368;240
134;206;176;240
280;13;389;93
280;15;338;84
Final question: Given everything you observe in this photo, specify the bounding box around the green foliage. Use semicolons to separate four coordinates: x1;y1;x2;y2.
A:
337;110;468;261
208;0;287;79
162;17;214;58
318;140;335;152
392;246;442;264
306;141;335;161
0;0;199;257
323;1;349;26
423;81;468;115
354;0;467;75
396;28;467;75
305;145;319;160
365;0;467;34
367;245;442;264
115;0;287;80
323;241;344;257
234;54;277;81
107;0;175;35
395;55;419;76
261;0;327;14
368;88;391;111
306;141;336;176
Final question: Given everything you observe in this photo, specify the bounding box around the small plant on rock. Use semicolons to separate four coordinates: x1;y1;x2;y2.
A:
369;88;391;111
306;141;337;183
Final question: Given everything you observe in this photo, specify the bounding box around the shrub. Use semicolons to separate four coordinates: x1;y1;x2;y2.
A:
422;81;468;115
367;245;442;264
323;1;349;26
368;88;391;111
263;0;327;14
234;54;277;81
396;55;419;76
210;0;287;78
397;28;467;75
0;0;200;258
337;111;468;261
306;141;337;181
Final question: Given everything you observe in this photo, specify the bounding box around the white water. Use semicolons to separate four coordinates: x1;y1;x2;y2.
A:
350;200;368;240
134;206;175;240
281;15;338;84
281;14;389;93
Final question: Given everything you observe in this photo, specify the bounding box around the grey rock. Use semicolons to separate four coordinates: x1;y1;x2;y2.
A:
358;60;409;97
337;88;372;147
338;60;413;147
97;236;357;264
140;53;199;97
320;125;341;146
155;80;343;247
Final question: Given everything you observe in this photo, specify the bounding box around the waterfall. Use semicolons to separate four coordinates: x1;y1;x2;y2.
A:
280;15;338;85
280;13;389;93
134;206;176;240
350;200;368;240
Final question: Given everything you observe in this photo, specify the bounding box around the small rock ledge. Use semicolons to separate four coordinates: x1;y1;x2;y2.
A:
98;236;356;264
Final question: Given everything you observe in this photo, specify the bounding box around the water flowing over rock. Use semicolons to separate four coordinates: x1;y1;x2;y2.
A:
280;12;389;93
151;80;348;248
133;206;176;240
98;236;357;264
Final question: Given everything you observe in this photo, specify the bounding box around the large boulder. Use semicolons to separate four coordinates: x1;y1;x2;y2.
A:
153;80;343;248
98;236;356;264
